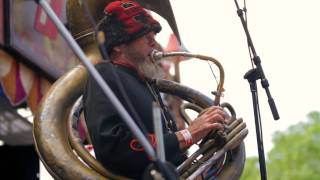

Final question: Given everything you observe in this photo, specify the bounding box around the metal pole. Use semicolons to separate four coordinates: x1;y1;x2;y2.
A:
152;102;166;162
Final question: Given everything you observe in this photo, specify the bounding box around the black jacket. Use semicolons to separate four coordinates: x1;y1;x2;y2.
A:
83;62;186;179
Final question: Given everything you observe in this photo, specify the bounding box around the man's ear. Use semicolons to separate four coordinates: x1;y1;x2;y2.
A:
112;46;121;53
111;45;127;59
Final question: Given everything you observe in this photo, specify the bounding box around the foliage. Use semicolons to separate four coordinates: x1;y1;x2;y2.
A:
240;111;320;180
240;157;260;180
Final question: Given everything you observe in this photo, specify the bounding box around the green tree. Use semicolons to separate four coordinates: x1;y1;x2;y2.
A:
241;111;320;180
240;157;260;180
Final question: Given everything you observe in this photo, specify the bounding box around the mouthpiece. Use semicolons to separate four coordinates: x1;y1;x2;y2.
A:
150;49;164;61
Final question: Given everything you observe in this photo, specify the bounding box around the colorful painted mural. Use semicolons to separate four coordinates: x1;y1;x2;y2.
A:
9;0;79;79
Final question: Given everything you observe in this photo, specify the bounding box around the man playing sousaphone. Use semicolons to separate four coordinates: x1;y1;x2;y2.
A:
83;0;227;178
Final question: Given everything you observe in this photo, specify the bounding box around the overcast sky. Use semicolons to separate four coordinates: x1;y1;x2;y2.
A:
155;0;320;157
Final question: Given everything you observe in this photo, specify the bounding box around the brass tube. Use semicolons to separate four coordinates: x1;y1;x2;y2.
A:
155;51;225;106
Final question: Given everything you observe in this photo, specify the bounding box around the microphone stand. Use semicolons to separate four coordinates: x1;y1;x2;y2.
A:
233;1;280;180
35;1;177;179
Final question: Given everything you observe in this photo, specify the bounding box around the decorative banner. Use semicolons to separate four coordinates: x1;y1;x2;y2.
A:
165;33;181;52
20;63;34;96
165;33;190;62
10;0;79;79
0;0;4;44
34;0;63;40
0;50;52;112
26;76;42;112
27;77;51;113
0;50;13;77
1;61;28;106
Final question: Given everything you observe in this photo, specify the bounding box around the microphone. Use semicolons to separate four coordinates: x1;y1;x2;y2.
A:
150;49;164;61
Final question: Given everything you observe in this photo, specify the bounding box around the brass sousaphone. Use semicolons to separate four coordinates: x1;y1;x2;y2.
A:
33;0;248;179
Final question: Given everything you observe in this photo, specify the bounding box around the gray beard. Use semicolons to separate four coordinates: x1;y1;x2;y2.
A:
136;59;165;80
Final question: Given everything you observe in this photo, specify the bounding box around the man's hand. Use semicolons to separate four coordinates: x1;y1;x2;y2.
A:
176;106;227;149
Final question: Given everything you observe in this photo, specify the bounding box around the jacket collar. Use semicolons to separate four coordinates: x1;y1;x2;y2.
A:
112;60;146;81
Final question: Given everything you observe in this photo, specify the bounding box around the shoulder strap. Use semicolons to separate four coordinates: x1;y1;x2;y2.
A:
146;81;177;132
